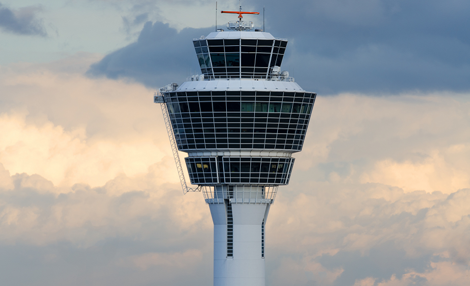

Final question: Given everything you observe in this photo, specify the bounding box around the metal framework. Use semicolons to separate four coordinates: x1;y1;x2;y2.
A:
156;94;201;194
201;185;278;204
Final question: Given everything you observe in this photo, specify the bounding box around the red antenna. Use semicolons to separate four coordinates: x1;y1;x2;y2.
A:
221;7;259;21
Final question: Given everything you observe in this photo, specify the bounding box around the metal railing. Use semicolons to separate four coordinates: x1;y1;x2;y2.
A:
202;185;278;204
186;74;296;82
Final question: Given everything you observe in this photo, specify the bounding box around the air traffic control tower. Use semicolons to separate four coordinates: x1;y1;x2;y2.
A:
154;9;316;286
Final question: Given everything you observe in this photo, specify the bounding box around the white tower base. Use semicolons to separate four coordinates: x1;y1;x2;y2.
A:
207;186;272;286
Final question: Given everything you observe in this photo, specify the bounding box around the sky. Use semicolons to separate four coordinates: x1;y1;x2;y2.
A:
1;1;470;286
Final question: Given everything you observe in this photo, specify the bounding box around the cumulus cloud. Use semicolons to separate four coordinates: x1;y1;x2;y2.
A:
0;53;180;188
0;3;47;36
3;56;470;285
297;93;470;194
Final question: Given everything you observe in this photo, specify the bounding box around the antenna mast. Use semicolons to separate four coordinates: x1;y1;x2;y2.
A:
263;7;265;31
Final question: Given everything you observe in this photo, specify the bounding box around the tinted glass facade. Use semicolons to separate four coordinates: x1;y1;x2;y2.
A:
193;39;288;79
163;90;316;151
185;157;294;185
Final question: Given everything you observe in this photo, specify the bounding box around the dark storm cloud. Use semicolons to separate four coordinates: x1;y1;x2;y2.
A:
255;0;470;94
87;22;212;88
0;3;47;36
89;0;470;94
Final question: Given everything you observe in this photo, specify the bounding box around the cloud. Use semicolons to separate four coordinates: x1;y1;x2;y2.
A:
3;56;470;284
88;0;470;94
0;54;175;188
87;21;212;88
0;168;212;286
255;0;470;94
0;3;47;36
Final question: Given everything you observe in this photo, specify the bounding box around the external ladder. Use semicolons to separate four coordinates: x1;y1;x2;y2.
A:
155;92;201;194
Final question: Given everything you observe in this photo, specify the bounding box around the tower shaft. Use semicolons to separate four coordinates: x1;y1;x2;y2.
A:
208;186;271;286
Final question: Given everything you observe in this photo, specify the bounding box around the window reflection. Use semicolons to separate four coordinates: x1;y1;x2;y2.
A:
197;54;206;68
226;54;240;66
211;53;225;67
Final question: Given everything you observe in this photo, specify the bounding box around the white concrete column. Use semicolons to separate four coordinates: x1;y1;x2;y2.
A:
208;186;271;286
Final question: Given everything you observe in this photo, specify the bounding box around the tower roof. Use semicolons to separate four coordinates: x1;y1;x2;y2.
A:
205;31;275;40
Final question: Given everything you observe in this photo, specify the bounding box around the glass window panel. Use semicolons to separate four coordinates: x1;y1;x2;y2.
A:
210;53;225;66
227;102;240;111
208;39;223;45
275;54;284;66
174;103;182;113
189;102;200;112
251;162;260;172
255;103;268;112
241;102;254;112
193;41;200;47
230;162;240;172
261;163;269;172
258;40;273;46
226;53;240;66
278;47;286;55
168;104;175;114
242;39;257;45
195;47;202;53
270;54;278;67
293;103;302;113
242;46;256;52
269;103;281;112
200;102;212;112
241;163;250;172
201;47;208;53
241;53;255;66
225;46;239;52
213;102;226;112
224;39;239;45
213;67;225;73
179;102;189;112
255;54;270;67
204;54;211;67
209;46;224;52
281;103;292;113
197;54;206;68
257;47;272;53
280;41;287;47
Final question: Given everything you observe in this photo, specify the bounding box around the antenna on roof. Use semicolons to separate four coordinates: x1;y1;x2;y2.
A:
221;9;260;21
263;7;265;31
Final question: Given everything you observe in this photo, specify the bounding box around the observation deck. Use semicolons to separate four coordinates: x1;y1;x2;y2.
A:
194;30;288;79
